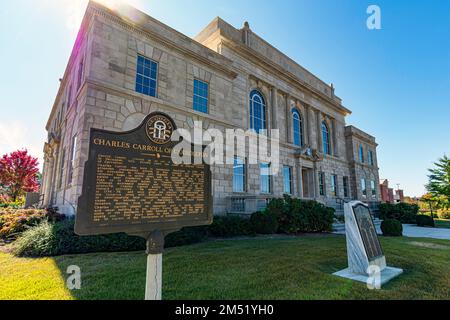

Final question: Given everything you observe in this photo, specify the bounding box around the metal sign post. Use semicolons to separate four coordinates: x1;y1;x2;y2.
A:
145;230;164;300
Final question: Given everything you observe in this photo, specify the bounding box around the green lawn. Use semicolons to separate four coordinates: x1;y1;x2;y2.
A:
435;219;450;229
1;234;449;300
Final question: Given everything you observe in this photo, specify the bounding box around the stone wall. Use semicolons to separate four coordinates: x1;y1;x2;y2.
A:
41;2;381;216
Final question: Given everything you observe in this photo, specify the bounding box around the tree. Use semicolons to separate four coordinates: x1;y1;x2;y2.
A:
0;150;40;201
426;155;450;210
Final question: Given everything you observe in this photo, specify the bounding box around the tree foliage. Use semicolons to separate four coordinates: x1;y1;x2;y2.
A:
0;150;40;201
426;155;450;209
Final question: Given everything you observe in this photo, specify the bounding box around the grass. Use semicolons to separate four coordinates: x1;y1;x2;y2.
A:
434;219;450;229
1;234;449;300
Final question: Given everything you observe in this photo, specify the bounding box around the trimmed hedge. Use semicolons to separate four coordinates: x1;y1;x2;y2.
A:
381;219;403;237
13;219;146;257
249;212;278;234
13;197;336;257
264;196;335;234
13;215;255;257
379;203;418;223
416;215;435;227
208;216;255;238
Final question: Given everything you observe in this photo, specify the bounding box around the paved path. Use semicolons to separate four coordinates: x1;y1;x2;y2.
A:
335;224;450;240
397;224;450;240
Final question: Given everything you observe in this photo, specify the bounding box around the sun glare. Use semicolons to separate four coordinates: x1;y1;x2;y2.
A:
38;0;143;34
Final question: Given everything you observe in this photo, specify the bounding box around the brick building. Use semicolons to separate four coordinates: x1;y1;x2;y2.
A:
40;1;381;216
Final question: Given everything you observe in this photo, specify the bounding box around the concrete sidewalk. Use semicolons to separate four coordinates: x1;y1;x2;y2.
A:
335;223;450;240
394;224;450;240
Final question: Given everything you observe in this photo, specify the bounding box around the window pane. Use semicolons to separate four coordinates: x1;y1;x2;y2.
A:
193;79;209;113
250;91;266;132
283;166;292;194
233;157;245;192
135;55;157;97
260;163;271;193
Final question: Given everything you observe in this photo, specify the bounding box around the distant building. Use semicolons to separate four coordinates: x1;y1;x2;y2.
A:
379;179;404;204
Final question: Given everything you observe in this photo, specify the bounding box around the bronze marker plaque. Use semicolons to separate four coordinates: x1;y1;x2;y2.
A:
75;112;212;237
352;203;383;261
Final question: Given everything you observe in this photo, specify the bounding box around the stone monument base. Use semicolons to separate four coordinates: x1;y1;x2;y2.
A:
333;266;403;286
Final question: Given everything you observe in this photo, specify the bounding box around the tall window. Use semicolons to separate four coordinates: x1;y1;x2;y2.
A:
260;163;271;194
343;176;349;198
136;55;158;97
233;157;246;193
361;178;367;198
283;166;292;194
322;122;331;155
371;180;376;198
193;79;209;113
249;90;267;134
319;172;325;196
368;150;374;166
292;109;303;146
58;149;66;189
77;58;84;91
68;136;77;184
331;174;338;197
359;144;364;163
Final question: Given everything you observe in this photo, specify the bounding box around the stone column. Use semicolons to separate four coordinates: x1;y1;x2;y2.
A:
331;118;338;157
316;110;323;153
313;163;318;200
43;156;54;206
304;104;311;146
285;94;292;143
297;163;302;197
271;87;278;130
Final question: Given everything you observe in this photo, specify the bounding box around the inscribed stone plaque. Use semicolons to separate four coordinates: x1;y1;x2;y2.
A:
352;203;383;260
75;112;212;236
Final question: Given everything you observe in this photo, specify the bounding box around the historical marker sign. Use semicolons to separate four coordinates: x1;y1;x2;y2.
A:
352;203;383;261
75;112;213;238
333;201;403;286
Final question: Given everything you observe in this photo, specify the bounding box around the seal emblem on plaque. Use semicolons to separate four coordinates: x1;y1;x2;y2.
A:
145;114;174;144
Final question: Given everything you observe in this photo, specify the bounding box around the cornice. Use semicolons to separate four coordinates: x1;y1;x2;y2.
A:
220;36;352;117
90;3;238;80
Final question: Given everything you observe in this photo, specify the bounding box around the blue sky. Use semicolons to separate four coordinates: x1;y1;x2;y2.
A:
1;0;449;197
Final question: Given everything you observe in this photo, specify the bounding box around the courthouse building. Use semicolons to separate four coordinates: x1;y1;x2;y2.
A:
41;1;381;216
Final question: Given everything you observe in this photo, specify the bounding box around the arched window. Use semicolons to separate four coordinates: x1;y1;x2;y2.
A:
249;90;267;134
322;122;331;155
292;109;303;146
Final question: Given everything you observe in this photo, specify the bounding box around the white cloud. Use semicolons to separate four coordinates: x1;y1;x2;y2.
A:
0;121;45;171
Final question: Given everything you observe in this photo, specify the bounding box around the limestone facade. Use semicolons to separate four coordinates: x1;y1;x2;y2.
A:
40;2;381;216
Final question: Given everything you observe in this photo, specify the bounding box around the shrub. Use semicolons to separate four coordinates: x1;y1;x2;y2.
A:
379;203;418;223
0;207;63;239
13;218;146;257
416;215;435;227
165;226;209;248
0;196;25;209
264;196;334;234
381;219;403;237
208;215;254;237
249;212;278;234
